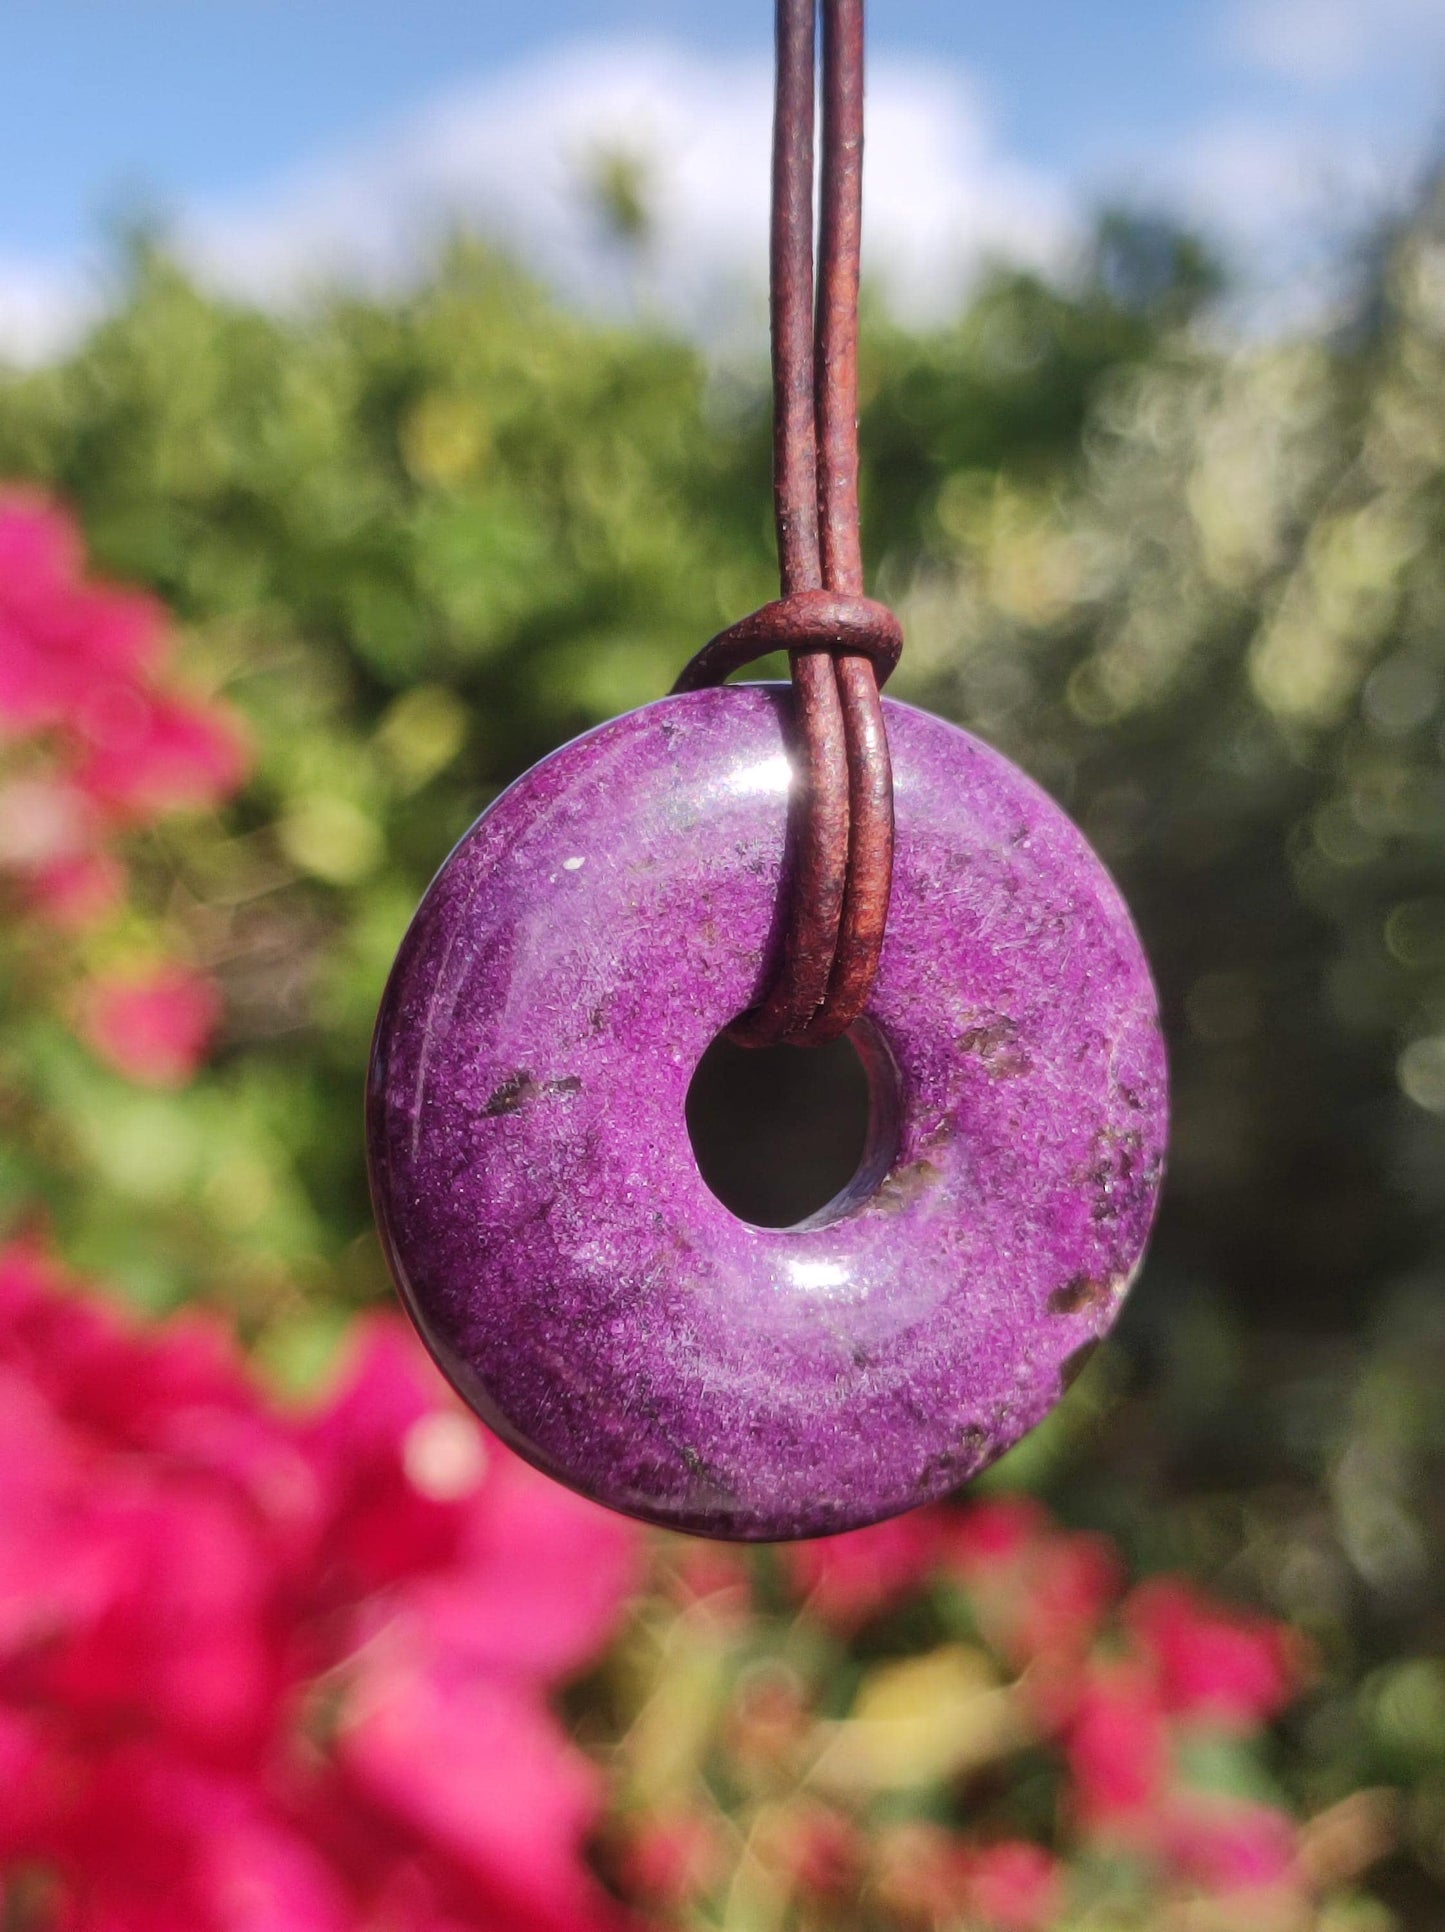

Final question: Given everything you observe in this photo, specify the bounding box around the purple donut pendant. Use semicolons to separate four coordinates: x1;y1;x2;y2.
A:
367;686;1166;1539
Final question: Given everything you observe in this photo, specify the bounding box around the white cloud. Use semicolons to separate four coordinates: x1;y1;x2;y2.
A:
1163;115;1404;243
1223;0;1445;87
0;32;1432;365
178;40;1069;329
0;257;93;369
0;38;1068;364
1085;108;1417;331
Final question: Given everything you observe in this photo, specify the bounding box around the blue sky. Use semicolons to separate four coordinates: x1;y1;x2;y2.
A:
1;0;1441;354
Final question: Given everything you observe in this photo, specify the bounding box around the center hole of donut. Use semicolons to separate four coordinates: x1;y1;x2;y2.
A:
685;1020;898;1230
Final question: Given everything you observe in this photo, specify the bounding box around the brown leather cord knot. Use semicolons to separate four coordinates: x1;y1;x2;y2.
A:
673;0;899;1049
672;590;902;695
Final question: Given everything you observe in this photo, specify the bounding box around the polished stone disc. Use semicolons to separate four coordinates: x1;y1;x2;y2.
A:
368;686;1167;1539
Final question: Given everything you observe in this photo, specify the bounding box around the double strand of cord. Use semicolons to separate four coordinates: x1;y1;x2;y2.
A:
731;0;893;1049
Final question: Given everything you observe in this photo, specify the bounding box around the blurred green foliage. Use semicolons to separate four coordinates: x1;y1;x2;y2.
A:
2;195;1444;1912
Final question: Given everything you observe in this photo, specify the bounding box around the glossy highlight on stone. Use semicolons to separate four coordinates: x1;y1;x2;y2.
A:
367;687;1167;1540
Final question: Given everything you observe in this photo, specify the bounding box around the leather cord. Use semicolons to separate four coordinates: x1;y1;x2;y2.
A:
673;0;897;1047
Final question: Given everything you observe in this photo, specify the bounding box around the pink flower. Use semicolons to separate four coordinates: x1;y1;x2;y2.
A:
0;491;249;949
0;772;98;866
773;1804;866;1902
783;1510;943;1628
0;774;125;927
1066;1665;1170;1830
1164;1798;1298;1893
0;1362;112;1660
299;1321;475;1595
336;1642;621;1932
874;1823;974;1923
942;1498;1119;1678
669;1539;753;1622
76;690;250;820
30;1744;351;1932
0;495;170;732
27;847;128;928
35;1478;285;1760
784;1493;1120;1670
0;1243;642;1931
0;1709;56;1859
1125;1578;1298;1730
1016;1532;1121;1666
79;962;222;1086
0;1233;81;1335
963;1841;1066;1932
304;1320;641;1679
0;489;81;595
947;1494;1050;1576
615;1811;723;1908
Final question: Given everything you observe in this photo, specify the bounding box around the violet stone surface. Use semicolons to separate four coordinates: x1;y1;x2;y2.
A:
367;686;1167;1540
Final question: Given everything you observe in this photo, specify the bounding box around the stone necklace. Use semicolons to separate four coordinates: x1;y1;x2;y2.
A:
366;0;1168;1540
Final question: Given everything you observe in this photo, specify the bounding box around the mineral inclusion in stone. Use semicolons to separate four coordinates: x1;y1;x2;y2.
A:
368;686;1167;1540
